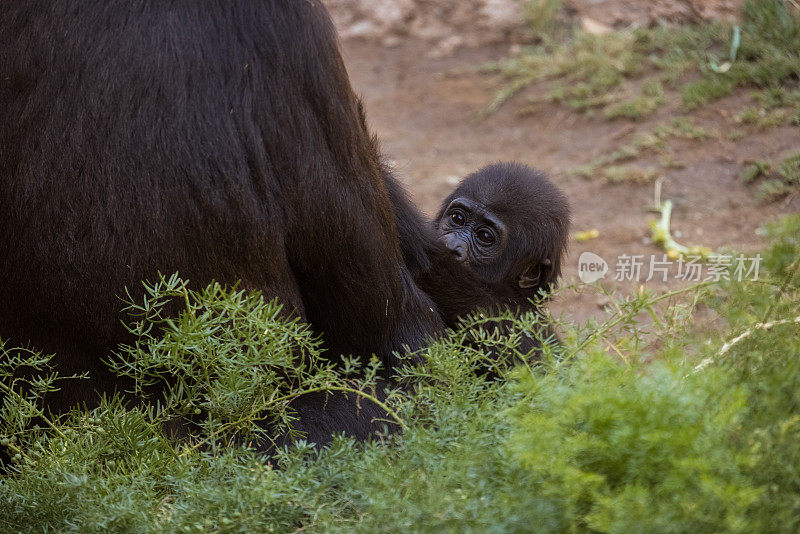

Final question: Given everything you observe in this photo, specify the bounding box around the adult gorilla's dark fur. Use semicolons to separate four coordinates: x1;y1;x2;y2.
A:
0;1;509;447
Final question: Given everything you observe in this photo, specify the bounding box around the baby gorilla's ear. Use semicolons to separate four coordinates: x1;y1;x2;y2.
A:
517;258;552;289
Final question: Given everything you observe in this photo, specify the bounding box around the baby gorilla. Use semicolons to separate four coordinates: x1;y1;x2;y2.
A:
434;162;569;369
436;161;570;313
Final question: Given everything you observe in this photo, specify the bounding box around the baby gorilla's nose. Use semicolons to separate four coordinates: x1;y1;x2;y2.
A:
442;235;468;262
450;244;467;262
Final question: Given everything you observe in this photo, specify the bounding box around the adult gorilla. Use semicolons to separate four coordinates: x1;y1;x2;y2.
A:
0;1;505;444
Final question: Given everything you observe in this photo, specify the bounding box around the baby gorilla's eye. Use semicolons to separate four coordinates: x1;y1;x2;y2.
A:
476;229;495;245
450;212;465;226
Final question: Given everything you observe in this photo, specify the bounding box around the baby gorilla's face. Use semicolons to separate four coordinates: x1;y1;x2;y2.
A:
437;196;508;284
435;162;570;295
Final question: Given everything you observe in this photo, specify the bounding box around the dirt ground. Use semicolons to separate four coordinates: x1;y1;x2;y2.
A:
338;34;799;324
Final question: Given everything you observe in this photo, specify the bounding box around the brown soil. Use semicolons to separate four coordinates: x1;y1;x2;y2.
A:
341;38;800;324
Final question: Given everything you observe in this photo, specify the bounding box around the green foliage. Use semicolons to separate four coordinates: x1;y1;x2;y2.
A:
681;75;736;110
758;178;794;201
742;0;800;53
508;355;758;533
761;151;800;200
655;116;715;140
735;106;789;129
605;80;666;121
674;0;800;112
740;160;771;183
601;165;657;184
2;216;800;532
483;30;646;116
110;274;402;450
488;0;800;122
524;0;564;44
777;152;800;185
740;152;800;201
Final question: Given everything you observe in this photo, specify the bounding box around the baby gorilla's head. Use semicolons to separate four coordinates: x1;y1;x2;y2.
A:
435;162;570;299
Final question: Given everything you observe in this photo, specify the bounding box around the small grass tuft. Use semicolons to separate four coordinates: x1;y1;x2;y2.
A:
602;165;657;184
758;178;794;201
741;152;800;201
735;106;790;129
524;0;565;43
740;161;771;183
605;80;667;121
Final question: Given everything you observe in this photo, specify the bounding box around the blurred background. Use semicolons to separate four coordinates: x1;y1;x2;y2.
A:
323;0;800;322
